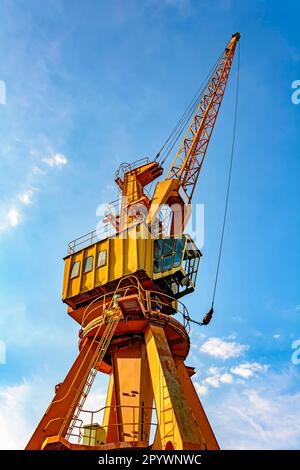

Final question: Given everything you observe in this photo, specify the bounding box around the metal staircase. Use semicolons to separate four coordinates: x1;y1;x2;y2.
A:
65;309;121;441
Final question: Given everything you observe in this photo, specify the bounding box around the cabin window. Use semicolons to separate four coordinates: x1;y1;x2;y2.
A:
153;237;185;274
83;256;93;273
97;250;107;268
70;261;80;279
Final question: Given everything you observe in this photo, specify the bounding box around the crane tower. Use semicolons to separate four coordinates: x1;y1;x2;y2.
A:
26;32;240;451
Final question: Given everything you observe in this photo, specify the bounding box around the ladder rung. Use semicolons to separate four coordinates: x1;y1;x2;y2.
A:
66;310;121;438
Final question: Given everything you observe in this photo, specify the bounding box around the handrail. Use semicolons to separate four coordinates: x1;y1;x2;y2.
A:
115;157;150;182
82;274;145;325
44;404;157;444
67;188;156;254
67;404;157;446
81;274;190;331
64;310;122;438
68;223;116;254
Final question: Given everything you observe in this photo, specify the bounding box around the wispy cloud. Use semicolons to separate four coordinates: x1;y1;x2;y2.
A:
203;372;234;389
0;299;74;349
0;151;68;233
0;374;110;449
18;187;37;205
0;376;59;450
194;361;268;396
0;206;21;231
230;362;269;379
32;166;46;176
43;152;68;168
200;337;248;360
194;382;208;396
0;381;33;449
7;208;21;227
208;369;300;449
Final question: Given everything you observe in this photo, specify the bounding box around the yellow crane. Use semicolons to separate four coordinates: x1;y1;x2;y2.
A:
26;32;240;451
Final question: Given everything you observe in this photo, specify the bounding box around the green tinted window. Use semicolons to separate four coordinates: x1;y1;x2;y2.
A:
154;237;185;273
175;238;185;252
154;239;163;258
163;255;173;271
97;250;106;268
173;251;182;267
163;239;174;256
70;261;80;279
154;257;163;273
83;256;93;273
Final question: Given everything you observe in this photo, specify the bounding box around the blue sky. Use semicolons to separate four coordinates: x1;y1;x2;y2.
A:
0;0;299;450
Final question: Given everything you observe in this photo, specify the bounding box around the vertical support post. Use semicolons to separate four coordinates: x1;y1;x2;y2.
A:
110;341;153;445
144;324;205;450
102;373;119;443
174;359;219;450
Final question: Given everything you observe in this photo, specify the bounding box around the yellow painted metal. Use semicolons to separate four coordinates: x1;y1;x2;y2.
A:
102;374;119;444
147;178;179;228
174;359;219;450
27;33;241;452
111;341;154;444
112;343;142;442
102;374;115;430
145;324;205;450
62;223;197;303
116;160;163;231
62;223;153;302
82;423;106;446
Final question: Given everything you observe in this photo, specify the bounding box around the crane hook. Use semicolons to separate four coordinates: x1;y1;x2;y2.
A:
201;307;214;326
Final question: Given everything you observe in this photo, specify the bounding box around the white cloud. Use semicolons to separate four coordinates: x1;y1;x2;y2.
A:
200;337;248;360
0;373;110;449
0;382;32;449
208;371;300;449
220;373;233;384
0;150;67;233
208;366;219;375
19;188;37;205
194;382;208;396
0;299;76;350
228;333;237;340
43;152;68;168
205;375;220;388
273;334;281;339
32;165;46;175
0;378;54;449
194;362;267;395
7;208;20;227
0;207;21;231
230;362;269;379
202;372;234;390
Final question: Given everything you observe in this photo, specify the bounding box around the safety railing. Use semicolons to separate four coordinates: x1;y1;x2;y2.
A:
67;191;153;254
81;275;191;332
67;404;157;447
65;309;122;440
115;157;150;182
68;223;116;254
103;197;121;219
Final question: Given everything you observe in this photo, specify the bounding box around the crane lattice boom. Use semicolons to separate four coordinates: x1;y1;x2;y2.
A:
165;32;240;203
